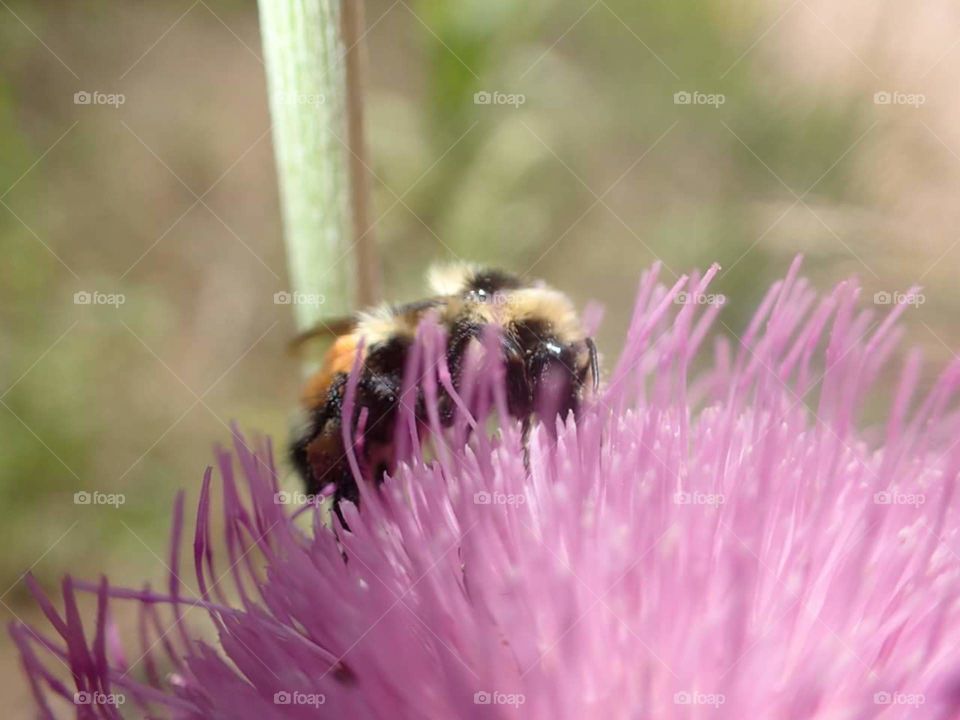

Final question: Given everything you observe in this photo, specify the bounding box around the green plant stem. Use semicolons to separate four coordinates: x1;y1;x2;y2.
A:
258;0;352;331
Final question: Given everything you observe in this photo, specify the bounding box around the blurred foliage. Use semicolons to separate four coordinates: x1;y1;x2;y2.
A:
0;73;93;604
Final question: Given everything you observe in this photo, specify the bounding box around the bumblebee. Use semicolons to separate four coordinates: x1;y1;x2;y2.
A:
290;263;599;521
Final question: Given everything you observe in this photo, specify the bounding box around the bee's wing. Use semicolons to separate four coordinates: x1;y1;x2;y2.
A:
392;296;450;318
288;316;359;353
288;297;450;353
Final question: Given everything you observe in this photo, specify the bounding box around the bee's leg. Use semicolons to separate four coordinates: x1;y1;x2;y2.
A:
359;338;407;473
586;337;600;393
290;421;359;530
330;464;359;529
521;414;532;477
291;414;342;499
441;318;485;426
290;428;315;494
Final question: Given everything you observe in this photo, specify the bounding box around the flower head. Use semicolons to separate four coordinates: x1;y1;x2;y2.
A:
14;259;960;718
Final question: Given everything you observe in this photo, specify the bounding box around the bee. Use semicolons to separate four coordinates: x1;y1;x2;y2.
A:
289;263;599;522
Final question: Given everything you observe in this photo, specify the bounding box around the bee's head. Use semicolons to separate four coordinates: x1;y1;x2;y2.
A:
504;321;598;427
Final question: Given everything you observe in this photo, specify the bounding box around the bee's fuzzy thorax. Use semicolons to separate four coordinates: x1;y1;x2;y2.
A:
357;265;584;344
427;261;481;296
503;287;584;342
355;304;420;346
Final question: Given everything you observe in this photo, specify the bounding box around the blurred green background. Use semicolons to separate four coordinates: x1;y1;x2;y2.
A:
3;0;960;710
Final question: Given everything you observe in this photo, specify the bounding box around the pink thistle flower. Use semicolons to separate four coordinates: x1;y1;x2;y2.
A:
13;259;960;718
